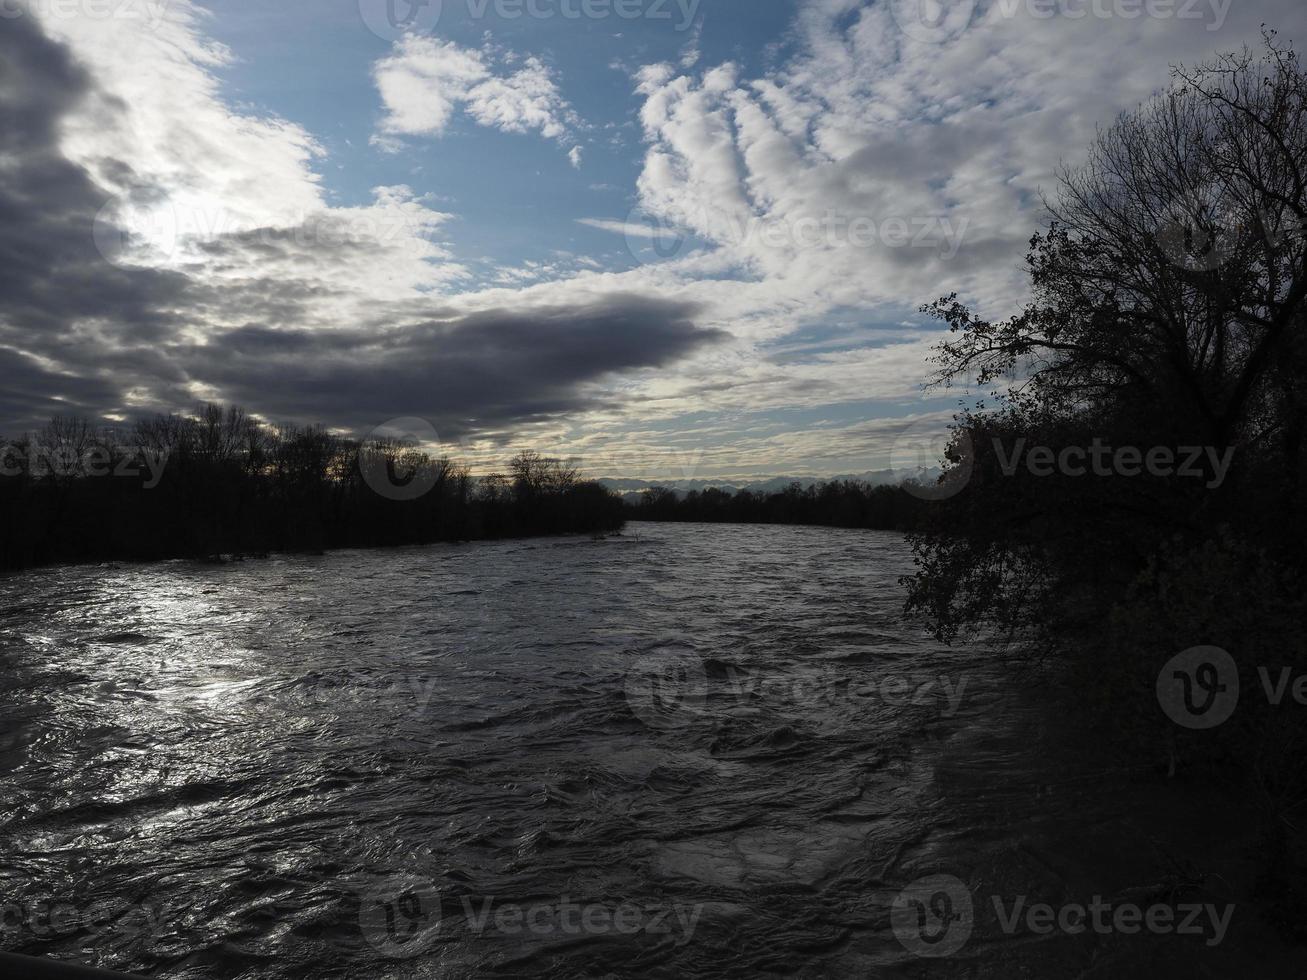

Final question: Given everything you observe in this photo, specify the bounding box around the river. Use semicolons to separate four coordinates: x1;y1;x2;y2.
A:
0;523;1295;977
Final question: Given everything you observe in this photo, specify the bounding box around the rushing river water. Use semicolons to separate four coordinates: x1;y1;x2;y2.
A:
0;523;1294;977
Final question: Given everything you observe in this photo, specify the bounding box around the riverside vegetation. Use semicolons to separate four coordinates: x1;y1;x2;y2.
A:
903;34;1307;932
0;407;623;571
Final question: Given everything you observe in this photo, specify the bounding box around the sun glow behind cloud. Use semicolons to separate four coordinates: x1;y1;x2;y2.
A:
1;0;1301;478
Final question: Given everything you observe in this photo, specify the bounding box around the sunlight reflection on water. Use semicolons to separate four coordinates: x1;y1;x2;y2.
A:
0;524;990;978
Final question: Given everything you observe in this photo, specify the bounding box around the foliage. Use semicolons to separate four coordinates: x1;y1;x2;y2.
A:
907;33;1307;647
631;480;927;531
0;405;624;571
903;34;1307;895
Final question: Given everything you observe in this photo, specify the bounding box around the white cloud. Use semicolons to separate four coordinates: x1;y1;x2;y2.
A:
12;0;1306;477
569;146;584;169
24;5;467;321
373;36;576;149
372;37;488;140
576;217;655;238
42;3;324;237
613;0;1304;328
679;19;703;69
514;0;1306;469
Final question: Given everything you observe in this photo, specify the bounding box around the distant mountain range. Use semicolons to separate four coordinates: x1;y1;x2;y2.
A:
598;469;941;504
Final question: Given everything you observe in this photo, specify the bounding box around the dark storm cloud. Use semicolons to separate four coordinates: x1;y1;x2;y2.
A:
0;12;186;337
0;10;192;430
179;295;723;437
0;14;722;439
0;347;122;425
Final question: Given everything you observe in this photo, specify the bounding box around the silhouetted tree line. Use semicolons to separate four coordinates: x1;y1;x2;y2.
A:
0;405;623;571
632;480;927;531
904;34;1307;919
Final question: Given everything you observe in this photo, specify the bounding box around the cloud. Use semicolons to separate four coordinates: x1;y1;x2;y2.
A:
679;19;703;69
0;9;720;447
531;0;1303;471
177;295;725;438
373;36;577;149
6;0;1305;477
569;146;584;169
576;217;657;238
39;1;326;242
372;37;488;141
617;0;1303;325
0;10;192;429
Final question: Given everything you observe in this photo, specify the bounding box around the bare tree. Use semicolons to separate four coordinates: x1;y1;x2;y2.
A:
510;450;579;498
37;415;95;478
928;32;1307;459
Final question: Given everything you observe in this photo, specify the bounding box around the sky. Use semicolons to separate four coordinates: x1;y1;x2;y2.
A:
2;0;1303;480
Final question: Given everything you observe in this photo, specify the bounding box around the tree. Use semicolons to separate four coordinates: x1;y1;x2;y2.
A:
903;35;1307;893
909;33;1307;645
0;406;625;568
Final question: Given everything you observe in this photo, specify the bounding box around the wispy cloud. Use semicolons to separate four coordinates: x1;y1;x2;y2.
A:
576;217;661;238
3;0;1301;476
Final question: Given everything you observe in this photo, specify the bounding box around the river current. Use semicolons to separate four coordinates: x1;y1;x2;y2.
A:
0;523;1291;977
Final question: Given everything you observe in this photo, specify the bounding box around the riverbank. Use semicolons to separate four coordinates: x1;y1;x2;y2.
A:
849;655;1306;976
